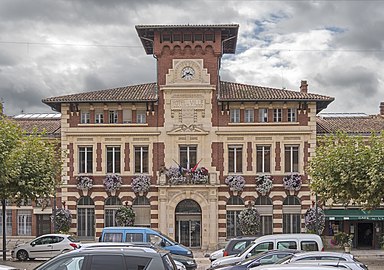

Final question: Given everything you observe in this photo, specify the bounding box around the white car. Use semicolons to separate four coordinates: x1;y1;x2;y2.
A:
11;233;81;261
210;248;224;261
0;265;20;270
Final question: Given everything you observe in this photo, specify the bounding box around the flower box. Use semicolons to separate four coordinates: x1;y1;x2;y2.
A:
255;175;273;195
131;174;151;194
283;174;302;192
104;174;122;193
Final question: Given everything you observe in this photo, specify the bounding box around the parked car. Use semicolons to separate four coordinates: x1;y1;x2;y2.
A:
248;265;340;270
281;251;362;264
210;237;256;262
33;245;177;270
210;234;323;269
100;226;193;257
292;260;368;270
223;236;258;257
11;233;81;261
210;248;225;261
79;242;197;270
215;249;301;270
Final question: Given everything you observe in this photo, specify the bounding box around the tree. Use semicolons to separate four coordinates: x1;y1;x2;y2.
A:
307;131;384;208
115;205;135;226
238;203;260;235
0;116;63;259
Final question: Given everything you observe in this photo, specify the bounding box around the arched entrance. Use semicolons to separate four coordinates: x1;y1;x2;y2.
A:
175;199;201;247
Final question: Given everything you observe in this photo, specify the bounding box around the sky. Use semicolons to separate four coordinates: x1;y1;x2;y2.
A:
1;0;384;116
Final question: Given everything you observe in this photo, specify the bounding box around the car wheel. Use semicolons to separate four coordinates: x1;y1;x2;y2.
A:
16;250;29;261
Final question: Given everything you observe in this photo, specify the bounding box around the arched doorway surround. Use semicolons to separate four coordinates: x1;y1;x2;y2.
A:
175;199;202;247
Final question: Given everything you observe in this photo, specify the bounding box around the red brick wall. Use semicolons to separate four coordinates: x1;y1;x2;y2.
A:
275;142;281;171
152;142;165;183
124;143;130;172
247;142;253;171
96;143;102;172
211;142;224;183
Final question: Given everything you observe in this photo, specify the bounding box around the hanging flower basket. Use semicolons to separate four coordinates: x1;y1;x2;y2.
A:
255;175;273;195
115;205;135;226
104;174;122;193
283;174;302;192
238;204;261;235
51;208;72;233
76;176;93;190
225;175;245;192
131;174;151;194
304;207;325;235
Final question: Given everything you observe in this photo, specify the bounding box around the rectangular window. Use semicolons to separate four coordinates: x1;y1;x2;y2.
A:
205;33;214;41
95;111;104;124
259;108;268;122
123;109;132;123
245;109;254;123
173;34;181;42
0;210;12;236
277;240;298;250
256;145;271;173
162;34;171;42
104;210;118;228
226;210;242;238
136;110;146;124
194;34;203;41
135;146;149;173
283;213;301;233
260;216;273;235
17;210;32;236
109;110;118;124
125;233;144;242
273;108;282;122
79;146;93;174
183;34;192;41
285;145;299;173
230;109;240;123
80;111;90;124
106;146;121;174
179;145;197;170
288;108;297;122
228;145;243;173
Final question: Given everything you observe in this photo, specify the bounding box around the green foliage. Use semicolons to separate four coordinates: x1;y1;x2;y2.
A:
51;208;72;233
333;231;353;247
0;117;63;204
308;131;384;208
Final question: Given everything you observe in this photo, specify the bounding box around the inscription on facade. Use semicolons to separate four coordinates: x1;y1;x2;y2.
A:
171;99;204;109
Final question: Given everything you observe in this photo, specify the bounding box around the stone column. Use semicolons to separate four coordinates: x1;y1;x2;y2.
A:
208;188;218;250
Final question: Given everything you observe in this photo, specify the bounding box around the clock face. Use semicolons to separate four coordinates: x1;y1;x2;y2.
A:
181;66;195;80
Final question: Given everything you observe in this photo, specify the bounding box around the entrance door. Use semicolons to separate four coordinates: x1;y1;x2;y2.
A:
176;216;201;247
175;199;202;247
357;222;373;248
36;214;51;236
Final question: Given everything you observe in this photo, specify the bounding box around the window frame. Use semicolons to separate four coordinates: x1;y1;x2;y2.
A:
284;145;299;173
179;145;197;170
134;146;149;174
259;108;268;123
273;108;282;122
288;108;297;122
106;146;121;174
256;145;271;173
230;108;240;123
228;145;243;173
244;108;254;123
79;146;93;174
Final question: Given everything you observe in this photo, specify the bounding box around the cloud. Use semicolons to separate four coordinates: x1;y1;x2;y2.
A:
0;0;383;116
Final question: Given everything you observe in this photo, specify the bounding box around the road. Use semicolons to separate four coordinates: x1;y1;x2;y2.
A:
1;258;384;270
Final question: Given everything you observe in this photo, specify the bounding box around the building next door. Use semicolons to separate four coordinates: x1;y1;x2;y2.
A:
175;199;201;247
357;222;373;248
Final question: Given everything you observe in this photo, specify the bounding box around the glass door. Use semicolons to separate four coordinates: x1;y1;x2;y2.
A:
176;216;201;247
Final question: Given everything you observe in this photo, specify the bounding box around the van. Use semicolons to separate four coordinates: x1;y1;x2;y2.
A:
100;227;193;257
210;233;324;269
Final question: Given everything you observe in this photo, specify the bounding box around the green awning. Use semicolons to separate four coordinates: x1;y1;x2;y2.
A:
325;209;384;221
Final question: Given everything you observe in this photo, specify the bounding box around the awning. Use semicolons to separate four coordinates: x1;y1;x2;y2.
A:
325;209;384;221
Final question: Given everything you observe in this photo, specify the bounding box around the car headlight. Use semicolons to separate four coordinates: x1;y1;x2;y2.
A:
186;260;194;265
187;250;192;255
212;260;220;267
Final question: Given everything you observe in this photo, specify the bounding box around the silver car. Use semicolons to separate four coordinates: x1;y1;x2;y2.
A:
292;260;368;270
282;251;361;264
11;233;81;261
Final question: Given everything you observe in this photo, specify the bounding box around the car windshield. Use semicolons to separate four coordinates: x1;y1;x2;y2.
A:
236;244;253;257
238;251;268;265
67;235;80;242
157;231;176;245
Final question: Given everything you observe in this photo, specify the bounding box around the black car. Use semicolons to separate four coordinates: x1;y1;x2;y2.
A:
79;242;197;270
223;236;257;257
33;246;176;270
214;249;300;270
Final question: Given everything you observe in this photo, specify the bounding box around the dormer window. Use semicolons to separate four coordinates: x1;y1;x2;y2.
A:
288;108;297;122
80;111;90;124
109;110;118;124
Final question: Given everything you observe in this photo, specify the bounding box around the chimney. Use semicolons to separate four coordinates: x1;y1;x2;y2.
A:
380;102;384;116
300;80;308;93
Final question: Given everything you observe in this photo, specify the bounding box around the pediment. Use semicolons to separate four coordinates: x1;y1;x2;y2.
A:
167;124;209;135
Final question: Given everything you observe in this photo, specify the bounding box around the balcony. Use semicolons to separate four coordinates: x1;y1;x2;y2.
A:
158;171;217;185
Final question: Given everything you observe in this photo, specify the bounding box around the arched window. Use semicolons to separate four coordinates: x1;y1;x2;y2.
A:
132;196;150;227
255;196;273;235
226;196;245;238
77;196;95;239
282;196;301;233
104;196;122;227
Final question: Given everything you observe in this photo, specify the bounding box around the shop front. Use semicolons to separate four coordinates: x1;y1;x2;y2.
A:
325;209;384;249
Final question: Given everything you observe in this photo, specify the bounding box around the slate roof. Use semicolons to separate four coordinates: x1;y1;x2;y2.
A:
316;114;384;135
42;83;158;112
219;81;334;113
12;114;61;138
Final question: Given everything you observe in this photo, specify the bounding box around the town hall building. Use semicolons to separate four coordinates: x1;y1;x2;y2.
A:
40;24;334;249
